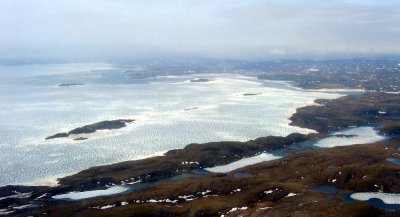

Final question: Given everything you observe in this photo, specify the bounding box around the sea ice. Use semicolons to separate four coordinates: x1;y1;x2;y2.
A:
0;64;345;186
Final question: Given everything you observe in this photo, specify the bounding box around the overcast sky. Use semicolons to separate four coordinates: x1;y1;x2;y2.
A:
1;0;400;62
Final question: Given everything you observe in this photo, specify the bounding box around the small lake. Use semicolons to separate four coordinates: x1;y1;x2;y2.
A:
205;153;281;173
205;126;387;173
309;184;340;194
313;127;387;148
340;192;400;210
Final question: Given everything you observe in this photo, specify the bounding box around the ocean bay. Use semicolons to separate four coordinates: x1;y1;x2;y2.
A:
0;63;343;186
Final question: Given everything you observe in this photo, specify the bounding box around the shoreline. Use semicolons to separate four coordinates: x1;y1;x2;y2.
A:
2;151;168;188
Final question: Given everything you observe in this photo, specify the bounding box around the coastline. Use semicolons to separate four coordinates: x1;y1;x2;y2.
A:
1;91;400;216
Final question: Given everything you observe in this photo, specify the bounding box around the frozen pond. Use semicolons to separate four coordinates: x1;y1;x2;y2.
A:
205;153;282;173
52;185;130;200
0;63;344;186
345;192;400;210
205;126;386;173
350;192;400;205
313;127;386;148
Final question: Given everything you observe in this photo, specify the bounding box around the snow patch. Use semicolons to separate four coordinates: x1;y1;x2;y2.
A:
181;161;199;165
286;193;300;197
100;204;116;210
227;207;248;214
264;188;280;194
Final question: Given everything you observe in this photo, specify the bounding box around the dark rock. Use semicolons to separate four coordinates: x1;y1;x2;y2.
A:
59;83;83;87
73;137;88;141
45;133;68;140
190;78;211;83
46;119;134;140
242;93;261;96
184;107;198;111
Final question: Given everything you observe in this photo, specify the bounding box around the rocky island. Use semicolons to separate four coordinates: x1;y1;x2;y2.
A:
59;83;84;87
242;93;261;96
190;78;212;83
45;119;135;140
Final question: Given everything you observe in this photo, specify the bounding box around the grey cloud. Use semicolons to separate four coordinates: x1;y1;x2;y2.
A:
0;0;399;62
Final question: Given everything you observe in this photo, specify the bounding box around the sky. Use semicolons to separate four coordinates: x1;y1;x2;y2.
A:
1;0;400;63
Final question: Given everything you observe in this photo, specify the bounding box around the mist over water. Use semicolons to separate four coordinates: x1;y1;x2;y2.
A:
0;63;343;186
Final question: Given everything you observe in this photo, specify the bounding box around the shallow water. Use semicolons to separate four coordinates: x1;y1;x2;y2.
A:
386;158;400;165
0;63;344;186
309;184;340;194
233;172;251;179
